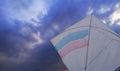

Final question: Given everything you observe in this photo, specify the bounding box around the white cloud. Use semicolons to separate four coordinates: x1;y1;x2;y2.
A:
109;3;120;25
97;6;111;14
20;27;43;49
44;29;55;39
4;0;50;27
53;24;60;30
86;7;94;15
26;31;43;49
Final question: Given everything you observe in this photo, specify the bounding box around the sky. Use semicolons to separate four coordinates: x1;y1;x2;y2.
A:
0;0;120;71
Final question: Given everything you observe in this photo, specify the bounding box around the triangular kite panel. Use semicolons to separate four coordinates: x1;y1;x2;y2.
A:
87;15;120;71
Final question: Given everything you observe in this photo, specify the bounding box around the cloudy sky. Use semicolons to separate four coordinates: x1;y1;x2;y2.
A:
0;0;120;71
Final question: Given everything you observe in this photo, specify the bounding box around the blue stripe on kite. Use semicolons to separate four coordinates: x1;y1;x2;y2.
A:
55;29;88;51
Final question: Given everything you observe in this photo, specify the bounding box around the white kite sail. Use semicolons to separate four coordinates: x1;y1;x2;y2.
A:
51;15;120;71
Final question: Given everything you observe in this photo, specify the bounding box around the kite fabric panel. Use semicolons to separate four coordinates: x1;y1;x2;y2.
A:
51;27;89;71
51;15;120;71
86;15;120;71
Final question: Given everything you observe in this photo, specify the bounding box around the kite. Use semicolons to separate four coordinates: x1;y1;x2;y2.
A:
51;15;120;71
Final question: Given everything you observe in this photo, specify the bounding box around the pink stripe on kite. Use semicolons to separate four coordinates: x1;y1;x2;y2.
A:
59;39;88;58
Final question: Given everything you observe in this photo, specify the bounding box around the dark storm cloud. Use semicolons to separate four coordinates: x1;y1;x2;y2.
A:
0;19;45;71
0;0;47;58
0;20;34;53
0;19;15;53
0;0;63;71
